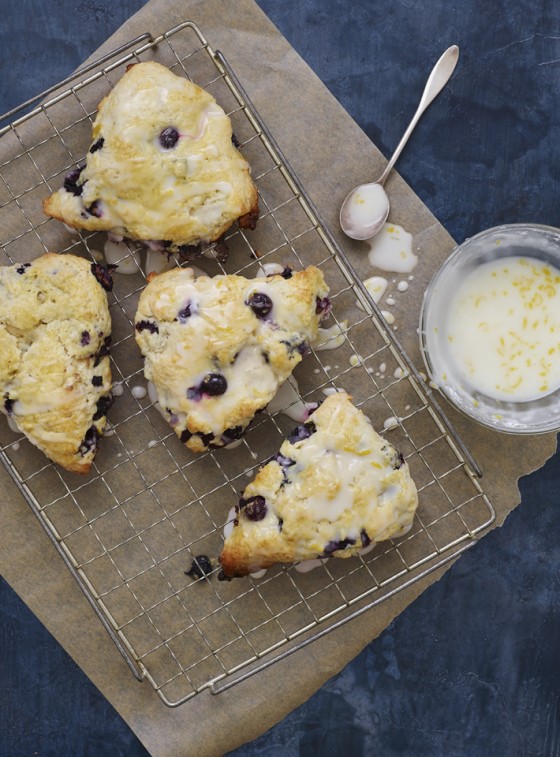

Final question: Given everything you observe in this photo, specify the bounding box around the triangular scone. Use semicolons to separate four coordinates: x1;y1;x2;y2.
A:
219;392;418;578
42;61;258;254
134;265;330;453
0;254;113;474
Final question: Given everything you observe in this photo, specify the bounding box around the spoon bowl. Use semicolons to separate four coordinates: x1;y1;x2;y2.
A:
339;182;390;241
340;45;459;242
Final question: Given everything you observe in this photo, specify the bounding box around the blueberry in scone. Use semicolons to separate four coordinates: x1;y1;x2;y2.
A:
134;265;330;453
219;392;418;578
0;253;113;473
42;61;259;260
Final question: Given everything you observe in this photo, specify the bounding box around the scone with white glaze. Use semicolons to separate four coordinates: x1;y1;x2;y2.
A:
0;253;113;474
219;392;418;578
134;265;330;453
43;61;258;257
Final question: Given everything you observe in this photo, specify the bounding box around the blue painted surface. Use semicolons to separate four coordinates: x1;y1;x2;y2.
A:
1;0;560;755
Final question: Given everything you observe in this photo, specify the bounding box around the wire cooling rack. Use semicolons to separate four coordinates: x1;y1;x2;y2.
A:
0;22;495;706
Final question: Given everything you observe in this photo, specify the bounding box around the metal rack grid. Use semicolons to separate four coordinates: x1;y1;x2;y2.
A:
0;22;495;707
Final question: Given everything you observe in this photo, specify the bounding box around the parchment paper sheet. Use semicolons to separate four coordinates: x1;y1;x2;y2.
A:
0;1;557;755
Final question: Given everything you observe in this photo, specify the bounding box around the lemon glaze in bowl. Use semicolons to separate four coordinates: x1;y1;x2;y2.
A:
419;223;560;434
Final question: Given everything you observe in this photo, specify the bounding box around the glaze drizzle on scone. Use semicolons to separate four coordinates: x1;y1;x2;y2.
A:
0;254;113;473
219;392;418;578
42;61;258;256
134;265;330;452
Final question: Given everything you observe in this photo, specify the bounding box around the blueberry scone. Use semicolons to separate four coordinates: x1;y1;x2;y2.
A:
42;61;258;258
219;392;418;578
0;254;113;474
134;265;330;453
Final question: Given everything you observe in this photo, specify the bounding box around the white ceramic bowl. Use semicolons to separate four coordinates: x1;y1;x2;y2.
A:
419;223;560;434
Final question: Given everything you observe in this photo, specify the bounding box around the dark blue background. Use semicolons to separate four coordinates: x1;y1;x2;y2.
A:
1;1;559;755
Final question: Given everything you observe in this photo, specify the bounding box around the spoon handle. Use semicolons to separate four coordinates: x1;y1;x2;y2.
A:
377;45;459;186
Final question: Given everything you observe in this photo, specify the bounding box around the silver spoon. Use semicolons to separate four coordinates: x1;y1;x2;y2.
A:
340;45;459;241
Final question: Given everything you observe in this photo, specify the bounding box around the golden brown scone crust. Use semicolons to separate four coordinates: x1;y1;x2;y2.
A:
220;392;418;577
134;265;330;452
0;253;113;473
43;61;258;248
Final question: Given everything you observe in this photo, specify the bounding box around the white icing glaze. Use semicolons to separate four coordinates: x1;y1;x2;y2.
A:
312;321;347;351
363;276;388;303
7;415;20;433
367;224;417;274
267;376;317;423
357;276;388;312
257;263;285;278
322;387;345;397
104;239;142;274
383;416;399;430
443;256;560;401
381;310;395;325
340;183;389;239
144;240;168;251
147;380;165;419
301;448;372;520
224;507;236;539
358;541;377;557
294;557;327;573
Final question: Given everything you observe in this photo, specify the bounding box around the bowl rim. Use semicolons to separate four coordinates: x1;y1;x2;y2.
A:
419;222;560;435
